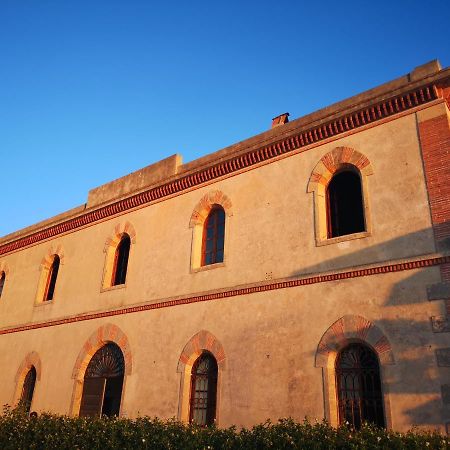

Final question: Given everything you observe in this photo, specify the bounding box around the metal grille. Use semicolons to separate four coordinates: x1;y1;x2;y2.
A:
85;343;125;379
21;366;37;413
189;353;218;426
335;343;385;429
202;206;225;266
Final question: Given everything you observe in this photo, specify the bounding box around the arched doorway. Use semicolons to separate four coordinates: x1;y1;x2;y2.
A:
189;352;218;426
335;343;385;428
79;343;124;417
20;366;37;413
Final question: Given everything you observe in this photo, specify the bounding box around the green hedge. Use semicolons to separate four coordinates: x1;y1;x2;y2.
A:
0;406;448;449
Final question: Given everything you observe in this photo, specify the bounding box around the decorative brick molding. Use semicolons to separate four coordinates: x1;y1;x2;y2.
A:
0;84;440;257
315;315;395;368
71;323;132;379
1;254;449;336
13;351;42;405
177;330;226;372
104;221;137;251
40;245;65;268
189;190;233;228
177;330;225;423
307;147;373;192
14;351;42;383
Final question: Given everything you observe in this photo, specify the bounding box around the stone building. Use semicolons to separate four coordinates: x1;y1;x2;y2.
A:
0;60;449;433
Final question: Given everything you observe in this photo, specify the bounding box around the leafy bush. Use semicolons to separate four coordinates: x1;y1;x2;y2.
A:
0;406;447;449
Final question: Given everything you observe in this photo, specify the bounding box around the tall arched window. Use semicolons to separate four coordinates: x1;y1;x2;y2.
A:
20;366;37;413
202;206;225;266
0;272;5;298
326;169;365;238
79;343;125;417
112;234;131;286
335;343;385;429
189;352;218;426
44;255;60;301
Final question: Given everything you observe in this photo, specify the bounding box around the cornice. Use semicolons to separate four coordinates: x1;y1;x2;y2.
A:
0;254;448;336
0;75;447;256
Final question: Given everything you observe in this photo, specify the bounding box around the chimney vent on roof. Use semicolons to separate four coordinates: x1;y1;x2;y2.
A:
272;112;289;129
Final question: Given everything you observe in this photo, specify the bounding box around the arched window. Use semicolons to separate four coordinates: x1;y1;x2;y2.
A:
20;366;37;413
202;206;225;266
335;343;385;429
326;169;365;238
79;343;125;417
189;352;218;426
44;255;60;301
112;234;131;286
0;272;5;298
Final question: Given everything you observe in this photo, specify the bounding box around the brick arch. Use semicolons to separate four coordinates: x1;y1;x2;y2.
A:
0;261;10;276
72;323;132;380
13;351;42;405
177;330;226;372
40;244;65;268
189;190;233;228
307;147;373;193
315;315;395;368
104;221;137;251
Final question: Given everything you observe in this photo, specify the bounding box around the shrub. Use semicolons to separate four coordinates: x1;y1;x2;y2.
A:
0;407;447;449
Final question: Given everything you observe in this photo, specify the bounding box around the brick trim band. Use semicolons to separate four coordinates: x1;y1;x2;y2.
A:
0;255;448;336
0;85;438;257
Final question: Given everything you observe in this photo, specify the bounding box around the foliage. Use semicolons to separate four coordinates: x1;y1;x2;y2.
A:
0;406;448;450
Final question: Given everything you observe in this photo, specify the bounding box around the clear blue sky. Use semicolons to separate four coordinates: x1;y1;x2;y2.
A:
1;1;449;237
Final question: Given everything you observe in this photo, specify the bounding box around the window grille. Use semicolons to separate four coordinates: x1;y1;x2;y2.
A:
189;352;218;426
202;206;225;266
326;170;365;238
335;343;385;429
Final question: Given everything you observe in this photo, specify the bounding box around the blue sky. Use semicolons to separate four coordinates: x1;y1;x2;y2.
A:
1;1;449;237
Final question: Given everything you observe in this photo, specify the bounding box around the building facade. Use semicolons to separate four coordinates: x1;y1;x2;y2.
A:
0;60;449;433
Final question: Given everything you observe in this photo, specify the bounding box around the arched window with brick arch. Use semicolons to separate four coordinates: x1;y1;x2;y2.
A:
79;343;125;417
44;255;60;301
202;206;225;266
112;234;131;286
189;352;218;426
20;366;37;413
335;343;385;429
0;271;5;298
308;147;373;245
189;191;232;270
326;168;365;238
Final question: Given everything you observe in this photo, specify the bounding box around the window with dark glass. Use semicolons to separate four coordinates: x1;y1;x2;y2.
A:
189;352;218;426
20;366;37;413
326;169;365;238
79;343;125;417
44;255;60;301
112;234;131;286
0;272;5;298
202;206;225;266
335;343;385;429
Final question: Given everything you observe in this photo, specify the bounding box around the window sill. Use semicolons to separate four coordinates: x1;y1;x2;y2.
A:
34;300;54;307
191;262;225;273
100;283;127;293
315;231;371;247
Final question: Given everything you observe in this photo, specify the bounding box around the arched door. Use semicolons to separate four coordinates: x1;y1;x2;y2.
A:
79;343;125;417
20;366;37;413
189;352;218;426
335;343;385;428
